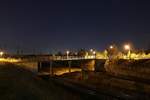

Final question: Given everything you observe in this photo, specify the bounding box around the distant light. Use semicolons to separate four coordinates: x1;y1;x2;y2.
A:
90;49;93;52
75;52;78;55
93;51;96;55
66;50;70;54
109;45;113;49
0;52;4;56
124;44;130;50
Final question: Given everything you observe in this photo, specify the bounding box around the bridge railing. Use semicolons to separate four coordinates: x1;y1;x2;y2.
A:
52;56;91;60
35;56;97;61
20;55;150;61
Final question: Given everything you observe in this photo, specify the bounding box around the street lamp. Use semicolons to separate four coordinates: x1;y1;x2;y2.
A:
93;51;96;59
66;50;70;59
124;44;131;59
90;49;93;52
109;45;114;49
0;51;4;57
124;44;130;51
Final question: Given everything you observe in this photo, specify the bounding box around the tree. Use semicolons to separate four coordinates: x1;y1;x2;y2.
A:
56;51;62;56
107;45;119;60
77;49;87;57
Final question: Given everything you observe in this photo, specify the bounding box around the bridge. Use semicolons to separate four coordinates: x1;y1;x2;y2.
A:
37;58;105;76
18;55;104;61
15;54;150;76
15;55;106;76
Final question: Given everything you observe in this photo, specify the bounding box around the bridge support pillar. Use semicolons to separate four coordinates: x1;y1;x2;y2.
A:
68;61;72;73
81;60;95;71
81;60;95;80
50;61;53;76
38;61;42;72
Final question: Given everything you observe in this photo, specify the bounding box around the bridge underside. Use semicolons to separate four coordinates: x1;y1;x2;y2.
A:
38;59;106;75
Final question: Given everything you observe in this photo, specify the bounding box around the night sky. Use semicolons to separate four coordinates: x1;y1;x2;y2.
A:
0;0;150;54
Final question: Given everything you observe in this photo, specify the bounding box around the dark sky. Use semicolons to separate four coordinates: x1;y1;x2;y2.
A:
0;0;150;53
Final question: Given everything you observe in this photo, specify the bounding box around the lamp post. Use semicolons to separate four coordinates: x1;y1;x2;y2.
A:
66;50;70;59
109;45;114;49
93;51;96;59
108;45;115;60
90;49;93;52
0;51;4;57
124;44;131;59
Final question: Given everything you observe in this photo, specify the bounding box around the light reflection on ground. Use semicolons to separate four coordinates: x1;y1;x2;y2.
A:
0;58;20;63
53;68;81;75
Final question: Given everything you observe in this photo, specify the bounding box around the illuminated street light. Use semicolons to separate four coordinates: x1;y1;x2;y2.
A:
0;51;4;57
66;50;70;55
90;49;93;52
93;51;96;55
124;44;131;59
109;45;114;49
93;51;96;59
124;44;130;51
66;50;70;59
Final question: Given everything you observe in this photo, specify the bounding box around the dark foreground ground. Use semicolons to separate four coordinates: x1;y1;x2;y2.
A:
60;71;150;100
0;63;83;100
1;60;150;100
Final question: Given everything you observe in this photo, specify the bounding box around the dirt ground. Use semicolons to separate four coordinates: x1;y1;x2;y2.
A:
0;63;83;100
